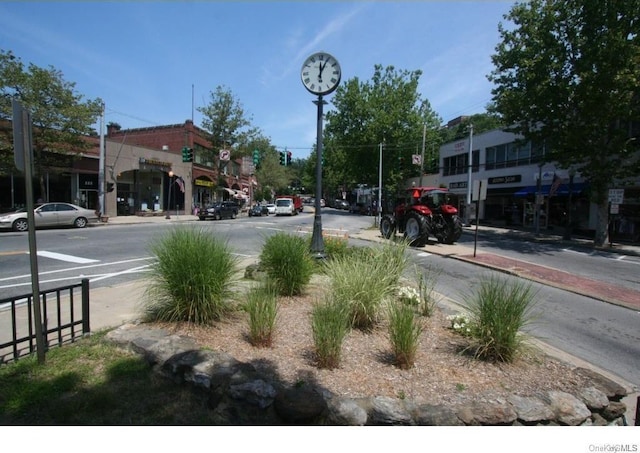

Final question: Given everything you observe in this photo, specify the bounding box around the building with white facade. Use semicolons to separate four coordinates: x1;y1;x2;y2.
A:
437;127;638;241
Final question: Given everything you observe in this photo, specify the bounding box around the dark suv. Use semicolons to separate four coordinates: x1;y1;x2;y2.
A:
198;201;239;221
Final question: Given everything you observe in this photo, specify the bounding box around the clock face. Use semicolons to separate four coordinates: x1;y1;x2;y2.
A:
301;52;341;95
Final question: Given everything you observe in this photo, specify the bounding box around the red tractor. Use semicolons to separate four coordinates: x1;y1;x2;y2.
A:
380;186;463;246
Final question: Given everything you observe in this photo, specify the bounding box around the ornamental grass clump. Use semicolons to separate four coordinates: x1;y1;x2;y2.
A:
311;296;350;369
387;300;423;369
243;282;279;347
416;264;442;317
260;232;314;296
324;241;408;331
143;227;238;324
464;275;537;363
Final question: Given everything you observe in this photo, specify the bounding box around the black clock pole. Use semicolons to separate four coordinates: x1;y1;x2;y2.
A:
310;94;327;258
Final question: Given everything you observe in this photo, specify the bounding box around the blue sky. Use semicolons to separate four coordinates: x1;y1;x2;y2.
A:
0;1;514;159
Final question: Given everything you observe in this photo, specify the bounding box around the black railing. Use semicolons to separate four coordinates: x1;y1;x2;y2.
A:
0;279;90;364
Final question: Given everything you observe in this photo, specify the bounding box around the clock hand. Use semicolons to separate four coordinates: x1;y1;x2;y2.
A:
318;61;326;79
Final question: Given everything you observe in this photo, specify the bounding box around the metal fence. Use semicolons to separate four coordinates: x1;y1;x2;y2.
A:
0;279;90;364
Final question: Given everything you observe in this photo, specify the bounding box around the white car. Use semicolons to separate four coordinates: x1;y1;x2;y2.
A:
0;202;99;232
266;204;276;215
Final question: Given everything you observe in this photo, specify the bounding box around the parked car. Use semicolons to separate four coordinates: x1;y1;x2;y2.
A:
265;204;276;215
248;204;269;217
0;202;99;232
198;201;239;220
335;199;350;210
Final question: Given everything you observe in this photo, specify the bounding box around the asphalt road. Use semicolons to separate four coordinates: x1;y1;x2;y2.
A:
1;210;638;392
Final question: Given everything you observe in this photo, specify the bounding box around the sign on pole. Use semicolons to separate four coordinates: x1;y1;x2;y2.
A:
608;189;624;205
12;99;46;364
412;154;422;165
472;179;487;201
12;99;29;172
219;149;230;161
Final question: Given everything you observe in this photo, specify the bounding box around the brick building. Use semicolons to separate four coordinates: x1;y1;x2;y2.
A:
105;119;252;217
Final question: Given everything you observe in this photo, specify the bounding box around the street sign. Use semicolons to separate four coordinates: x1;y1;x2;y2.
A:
472;179;487;201
412;154;422;165
11;99;32;172
608;189;624;204
610;203;619;214
219;150;230;161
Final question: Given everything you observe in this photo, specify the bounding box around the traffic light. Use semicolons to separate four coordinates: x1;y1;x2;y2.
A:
182;147;193;162
253;149;260;167
279;151;285;166
286;151;292;166
106;182;114;193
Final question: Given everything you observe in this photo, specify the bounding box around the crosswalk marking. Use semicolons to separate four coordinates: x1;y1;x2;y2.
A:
34;251;99;264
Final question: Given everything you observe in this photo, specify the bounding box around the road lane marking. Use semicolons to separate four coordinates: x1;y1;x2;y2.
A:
34;251;99;264
0;257;152;282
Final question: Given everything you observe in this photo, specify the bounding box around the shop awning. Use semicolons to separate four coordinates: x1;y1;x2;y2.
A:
222;187;235;195
514;183;588;197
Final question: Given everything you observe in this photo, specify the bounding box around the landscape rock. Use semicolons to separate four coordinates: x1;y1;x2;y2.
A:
543;391;591;425
325;396;368;426
411;403;464;426
105;323;628;426
274;386;328;424
575;368;628;400
456;400;517;425
228;379;277;409
601;401;627;421
368;396;413;425
577;386;610;411
507;394;555;423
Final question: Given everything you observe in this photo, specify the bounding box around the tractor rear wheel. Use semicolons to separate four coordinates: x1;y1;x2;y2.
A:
404;212;429;247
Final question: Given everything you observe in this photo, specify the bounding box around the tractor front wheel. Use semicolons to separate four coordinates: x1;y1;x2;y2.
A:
380;215;396;239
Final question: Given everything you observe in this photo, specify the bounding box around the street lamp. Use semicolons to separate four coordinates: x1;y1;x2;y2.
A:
165;170;174;219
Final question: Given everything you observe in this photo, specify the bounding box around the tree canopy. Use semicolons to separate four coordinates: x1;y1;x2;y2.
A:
321;64;442;198
0;49;103;198
198;85;256;156
488;0;640;245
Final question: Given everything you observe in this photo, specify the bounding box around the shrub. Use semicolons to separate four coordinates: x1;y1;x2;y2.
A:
311;297;350;369
319;235;349;259
243;282;279;347
324;242;409;330
143;227;238;324
260;232;314;296
464;275;537;362
388;300;423;369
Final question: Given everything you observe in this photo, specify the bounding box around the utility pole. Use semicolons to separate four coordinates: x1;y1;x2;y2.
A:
465;124;473;226
98;102;105;218
419;123;426;187
377;141;383;227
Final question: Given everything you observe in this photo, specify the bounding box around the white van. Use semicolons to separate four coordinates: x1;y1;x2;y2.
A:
275;198;296;216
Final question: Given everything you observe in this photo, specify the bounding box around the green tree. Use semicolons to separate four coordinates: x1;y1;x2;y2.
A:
198;85;255;161
323;65;442;198
488;0;640;246
0;50;103;199
253;149;291;199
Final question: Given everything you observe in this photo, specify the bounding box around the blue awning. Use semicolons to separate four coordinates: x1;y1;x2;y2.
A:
514;183;588;197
